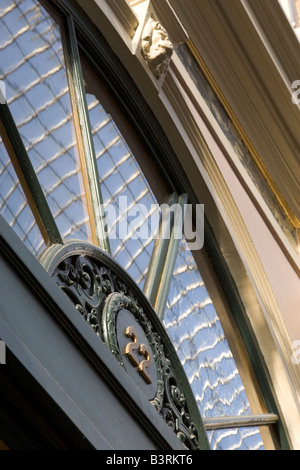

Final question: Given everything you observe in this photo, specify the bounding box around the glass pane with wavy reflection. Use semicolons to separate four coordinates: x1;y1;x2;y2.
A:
86;92;159;289
0;0;92;251
164;238;265;450
0;140;44;254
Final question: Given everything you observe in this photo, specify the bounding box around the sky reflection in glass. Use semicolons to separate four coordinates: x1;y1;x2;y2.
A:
86;92;159;288
164;238;264;450
0;0;91;250
0;140;44;254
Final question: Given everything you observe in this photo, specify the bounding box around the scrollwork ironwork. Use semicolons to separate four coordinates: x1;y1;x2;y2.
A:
42;243;203;450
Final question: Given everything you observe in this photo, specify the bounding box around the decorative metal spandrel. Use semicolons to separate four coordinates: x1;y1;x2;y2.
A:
53;256;107;339
41;242;209;450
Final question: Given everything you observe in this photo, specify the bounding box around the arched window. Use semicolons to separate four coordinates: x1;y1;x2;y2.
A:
0;0;285;450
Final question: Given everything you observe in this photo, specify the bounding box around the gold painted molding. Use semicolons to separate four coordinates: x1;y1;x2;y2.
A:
188;40;300;235
151;0;188;46
108;0;139;38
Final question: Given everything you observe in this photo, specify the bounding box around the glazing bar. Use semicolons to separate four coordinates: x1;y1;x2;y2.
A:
62;15;111;254
203;414;279;430
155;193;188;320
143;192;188;320
143;192;178;306
0;103;63;246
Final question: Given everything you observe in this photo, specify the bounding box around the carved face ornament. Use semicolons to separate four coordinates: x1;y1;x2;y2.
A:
141;18;173;78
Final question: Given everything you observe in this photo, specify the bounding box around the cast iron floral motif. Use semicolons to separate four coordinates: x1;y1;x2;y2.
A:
41;242;205;450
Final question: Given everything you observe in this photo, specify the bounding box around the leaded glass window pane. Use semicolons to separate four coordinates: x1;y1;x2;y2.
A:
209;427;264;451
85;92;160;288
0;0;92;245
164;238;264;450
0;140;44;254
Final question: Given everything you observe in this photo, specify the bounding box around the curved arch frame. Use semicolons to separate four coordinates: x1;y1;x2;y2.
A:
40;240;210;450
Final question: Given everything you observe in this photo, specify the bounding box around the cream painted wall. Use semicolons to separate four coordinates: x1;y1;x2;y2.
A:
196;107;300;348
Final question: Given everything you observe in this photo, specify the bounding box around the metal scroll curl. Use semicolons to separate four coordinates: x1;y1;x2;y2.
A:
40;241;209;450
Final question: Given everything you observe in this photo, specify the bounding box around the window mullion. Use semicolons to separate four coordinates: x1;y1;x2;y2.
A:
143;192;177;306
143;192;188;320
0;102;63;247
62;14;111;254
203;413;279;431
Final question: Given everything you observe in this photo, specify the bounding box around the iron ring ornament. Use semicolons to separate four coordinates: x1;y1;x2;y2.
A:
40;241;209;450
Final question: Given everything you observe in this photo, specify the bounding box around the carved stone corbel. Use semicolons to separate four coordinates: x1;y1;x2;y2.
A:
141;16;173;79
